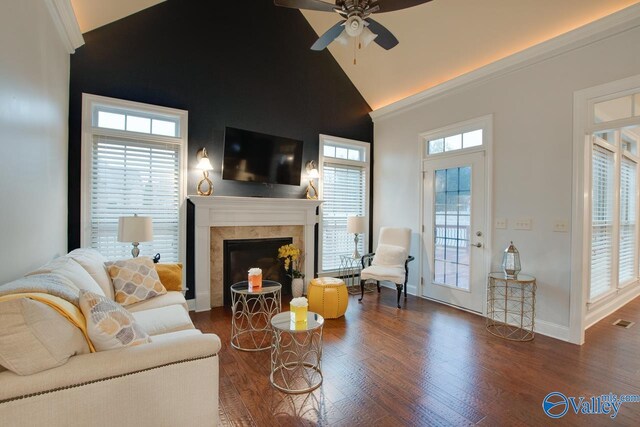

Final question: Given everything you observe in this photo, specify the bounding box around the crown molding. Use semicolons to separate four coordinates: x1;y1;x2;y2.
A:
370;3;640;122
43;0;84;54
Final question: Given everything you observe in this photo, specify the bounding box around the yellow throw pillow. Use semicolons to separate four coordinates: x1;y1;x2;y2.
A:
79;290;150;351
156;263;183;292
106;257;167;306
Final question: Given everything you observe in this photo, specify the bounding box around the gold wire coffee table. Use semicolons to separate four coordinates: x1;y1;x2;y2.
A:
270;311;324;394
486;272;536;341
230;280;281;351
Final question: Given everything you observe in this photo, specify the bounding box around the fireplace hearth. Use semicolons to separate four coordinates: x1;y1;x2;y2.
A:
223;237;292;307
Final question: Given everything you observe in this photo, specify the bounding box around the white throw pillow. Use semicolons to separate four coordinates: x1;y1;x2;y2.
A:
372;244;408;269
0;298;90;375
67;248;114;300
27;256;105;297
79;290;150;351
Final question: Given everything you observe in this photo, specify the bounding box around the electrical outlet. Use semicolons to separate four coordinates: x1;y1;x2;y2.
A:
495;218;507;229
553;220;569;232
513;218;532;230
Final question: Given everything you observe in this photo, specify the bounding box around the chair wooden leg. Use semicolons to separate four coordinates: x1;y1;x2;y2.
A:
377;281;380;293
358;279;365;302
396;285;402;308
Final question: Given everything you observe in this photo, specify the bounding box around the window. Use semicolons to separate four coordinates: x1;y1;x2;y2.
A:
319;135;370;273
81;94;188;262
587;90;640;301
427;129;483;155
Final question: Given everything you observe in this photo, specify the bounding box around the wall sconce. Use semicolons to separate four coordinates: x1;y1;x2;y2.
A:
196;148;214;196
118;214;153;258
305;160;320;200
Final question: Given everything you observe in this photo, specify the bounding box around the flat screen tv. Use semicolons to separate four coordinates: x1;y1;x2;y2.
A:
222;127;303;186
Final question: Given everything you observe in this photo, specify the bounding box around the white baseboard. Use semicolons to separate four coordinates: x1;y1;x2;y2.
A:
187;298;196;311
534;319;571;342
585;284;640;329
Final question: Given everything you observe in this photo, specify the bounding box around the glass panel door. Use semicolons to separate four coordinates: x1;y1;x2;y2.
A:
433;166;471;290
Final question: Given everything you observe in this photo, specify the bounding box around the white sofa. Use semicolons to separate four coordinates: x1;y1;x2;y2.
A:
0;249;221;427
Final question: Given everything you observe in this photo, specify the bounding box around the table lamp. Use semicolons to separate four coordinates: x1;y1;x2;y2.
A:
118;214;153;258
347;215;366;259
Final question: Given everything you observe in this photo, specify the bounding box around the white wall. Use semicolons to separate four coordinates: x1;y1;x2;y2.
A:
372;25;640;338
0;0;70;283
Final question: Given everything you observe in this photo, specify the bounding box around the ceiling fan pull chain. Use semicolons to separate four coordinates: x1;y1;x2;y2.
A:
353;36;357;65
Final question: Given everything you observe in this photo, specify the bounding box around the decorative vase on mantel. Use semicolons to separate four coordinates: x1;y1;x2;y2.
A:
291;278;304;298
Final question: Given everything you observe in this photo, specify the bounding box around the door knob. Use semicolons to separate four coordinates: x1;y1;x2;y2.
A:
473;242;483;248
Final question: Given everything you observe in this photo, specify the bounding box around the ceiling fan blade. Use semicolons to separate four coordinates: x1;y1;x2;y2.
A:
365;18;399;50
274;0;337;12
311;21;345;51
372;0;433;13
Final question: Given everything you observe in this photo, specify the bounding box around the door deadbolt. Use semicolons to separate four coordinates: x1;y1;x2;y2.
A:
476;231;483;237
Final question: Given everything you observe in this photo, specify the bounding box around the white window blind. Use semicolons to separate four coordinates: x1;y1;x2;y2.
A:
590;142;615;300
90;135;181;261
619;157;637;284
321;163;366;272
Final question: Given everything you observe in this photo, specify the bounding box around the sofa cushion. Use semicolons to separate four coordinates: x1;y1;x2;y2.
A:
0;298;90;375
106;257;167;306
79;290;150;351
125;291;188;313
67;248;114;300
131;304;194;336
27;256;105;297
361;264;406;284
156;263;183;292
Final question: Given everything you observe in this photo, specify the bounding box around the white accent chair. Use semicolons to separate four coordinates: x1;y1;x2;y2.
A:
359;227;414;308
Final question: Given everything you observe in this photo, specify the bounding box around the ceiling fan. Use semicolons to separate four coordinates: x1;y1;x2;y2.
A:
274;0;433;51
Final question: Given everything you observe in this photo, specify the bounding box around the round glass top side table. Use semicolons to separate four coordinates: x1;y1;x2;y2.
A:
486;272;536;342
270;311;324;394
230;280;281;352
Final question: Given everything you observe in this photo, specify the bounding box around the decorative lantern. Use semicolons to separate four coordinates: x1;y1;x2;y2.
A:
502;241;521;278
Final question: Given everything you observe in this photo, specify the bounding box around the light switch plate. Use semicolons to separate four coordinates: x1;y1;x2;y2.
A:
513;218;532;230
495;218;507;229
553;220;569;232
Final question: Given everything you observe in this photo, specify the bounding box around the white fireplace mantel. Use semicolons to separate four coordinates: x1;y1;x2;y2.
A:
188;195;323;312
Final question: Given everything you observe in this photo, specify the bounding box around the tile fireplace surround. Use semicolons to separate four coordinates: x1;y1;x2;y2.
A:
189;196;323;312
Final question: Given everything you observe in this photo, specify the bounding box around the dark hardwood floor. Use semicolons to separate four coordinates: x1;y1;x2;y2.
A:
191;288;640;426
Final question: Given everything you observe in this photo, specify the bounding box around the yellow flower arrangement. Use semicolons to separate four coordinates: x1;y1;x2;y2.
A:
277;244;305;279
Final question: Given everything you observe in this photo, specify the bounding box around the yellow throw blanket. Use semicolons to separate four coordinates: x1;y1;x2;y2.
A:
0;293;96;353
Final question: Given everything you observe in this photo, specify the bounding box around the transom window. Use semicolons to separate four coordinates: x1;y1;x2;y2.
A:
82;94;188;262
427;129;483;155
93;105;180;137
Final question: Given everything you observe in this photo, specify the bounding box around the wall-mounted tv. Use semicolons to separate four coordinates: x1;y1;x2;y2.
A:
222;127;303;186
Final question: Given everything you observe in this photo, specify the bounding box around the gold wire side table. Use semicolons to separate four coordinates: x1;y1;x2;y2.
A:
230;280;281;351
339;255;375;295
270;311;324;394
486;272;536;341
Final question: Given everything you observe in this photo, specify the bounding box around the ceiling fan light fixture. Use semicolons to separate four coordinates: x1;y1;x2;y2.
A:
344;16;364;37
335;29;350;45
360;26;378;48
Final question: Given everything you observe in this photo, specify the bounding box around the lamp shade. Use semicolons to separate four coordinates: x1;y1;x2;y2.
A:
307;168;320;179
118;215;153;243
196;156;213;171
347;215;366;234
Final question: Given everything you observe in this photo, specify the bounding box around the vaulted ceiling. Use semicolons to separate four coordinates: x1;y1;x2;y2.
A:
70;0;640;110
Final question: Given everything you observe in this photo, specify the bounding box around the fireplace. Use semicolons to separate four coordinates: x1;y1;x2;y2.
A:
223;237;292;307
189;196;322;312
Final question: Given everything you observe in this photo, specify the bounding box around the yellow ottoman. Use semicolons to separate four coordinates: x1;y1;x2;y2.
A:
307;277;348;319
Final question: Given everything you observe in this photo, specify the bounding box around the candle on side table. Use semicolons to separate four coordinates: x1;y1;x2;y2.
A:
248;267;262;291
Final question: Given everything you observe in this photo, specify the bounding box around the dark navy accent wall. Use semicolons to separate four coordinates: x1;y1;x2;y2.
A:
68;0;372;298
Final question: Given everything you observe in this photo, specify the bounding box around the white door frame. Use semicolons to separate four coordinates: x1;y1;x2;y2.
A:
418;115;493;315
571;74;640;345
